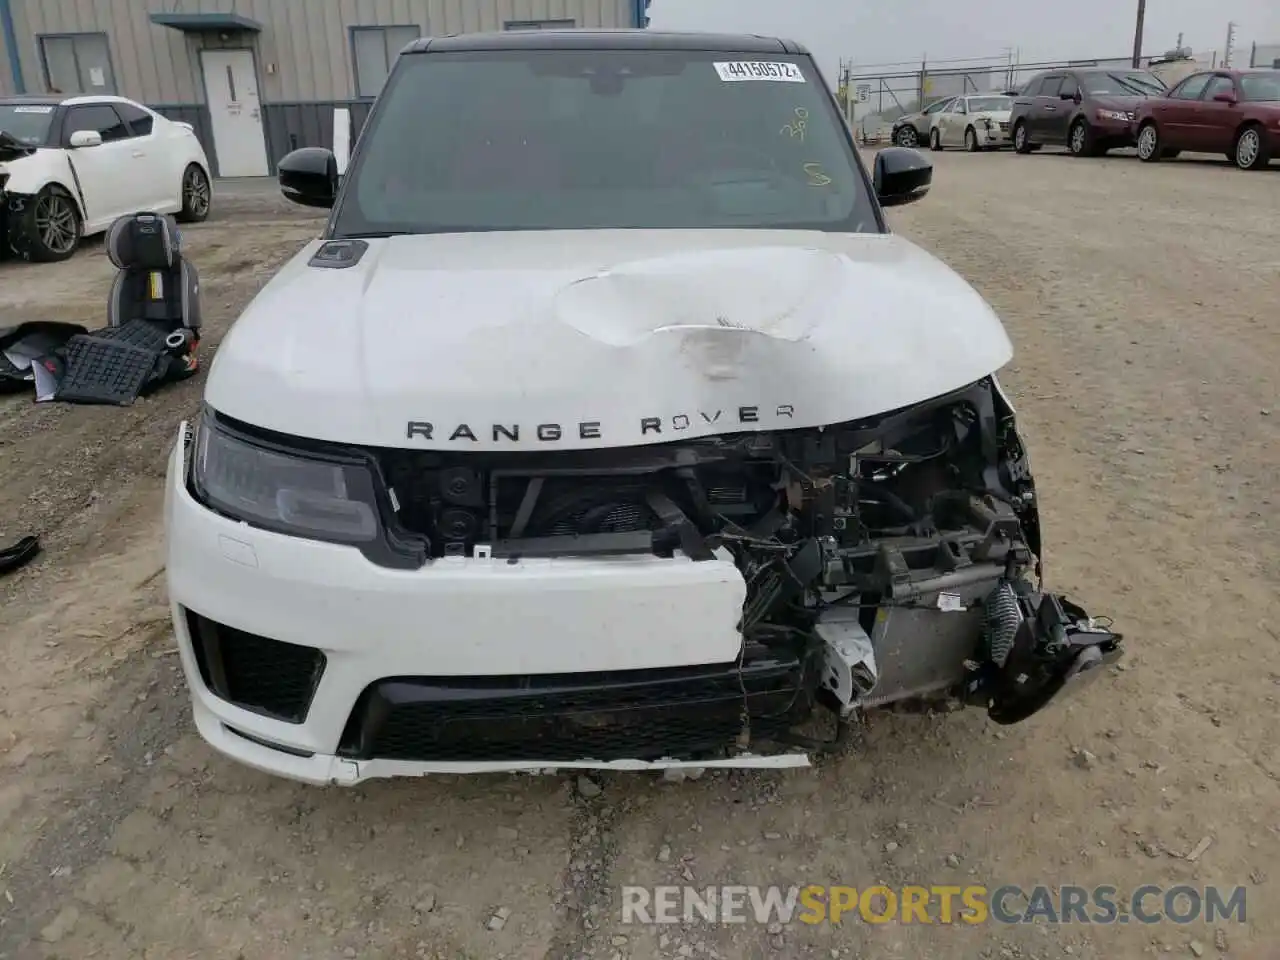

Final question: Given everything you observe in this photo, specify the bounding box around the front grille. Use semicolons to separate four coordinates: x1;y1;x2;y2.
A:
998;121;1010;131
338;651;818;762
377;446;774;559
185;610;326;723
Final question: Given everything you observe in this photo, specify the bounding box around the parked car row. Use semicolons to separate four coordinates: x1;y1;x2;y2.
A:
892;67;1278;171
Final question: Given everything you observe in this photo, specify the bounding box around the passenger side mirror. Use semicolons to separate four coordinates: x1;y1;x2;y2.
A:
278;147;338;209
1212;91;1238;104
69;130;103;148
1059;90;1080;102
874;147;932;208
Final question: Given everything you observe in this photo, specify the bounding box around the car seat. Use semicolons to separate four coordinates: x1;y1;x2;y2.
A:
51;212;204;405
106;212;202;337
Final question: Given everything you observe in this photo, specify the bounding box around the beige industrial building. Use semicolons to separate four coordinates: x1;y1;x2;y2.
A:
0;0;651;175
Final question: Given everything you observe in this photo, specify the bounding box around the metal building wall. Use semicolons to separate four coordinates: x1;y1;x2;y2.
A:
2;0;635;172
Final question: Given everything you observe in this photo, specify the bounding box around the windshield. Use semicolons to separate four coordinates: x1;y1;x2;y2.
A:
0;103;55;146
334;49;875;237
1083;72;1165;96
1240;72;1280;101
966;96;1012;112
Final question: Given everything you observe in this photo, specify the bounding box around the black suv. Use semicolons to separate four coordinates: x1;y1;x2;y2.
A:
1009;67;1166;156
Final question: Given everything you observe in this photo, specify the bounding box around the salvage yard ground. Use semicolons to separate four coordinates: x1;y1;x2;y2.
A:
1;152;1278;960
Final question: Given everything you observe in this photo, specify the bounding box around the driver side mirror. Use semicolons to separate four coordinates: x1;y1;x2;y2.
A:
874;147;932;208
68;129;103;148
278;147;339;209
1212;90;1238;104
1060;90;1081;102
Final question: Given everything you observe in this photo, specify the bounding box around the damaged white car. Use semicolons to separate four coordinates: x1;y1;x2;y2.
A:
0;94;211;262
164;29;1121;785
929;95;1016;151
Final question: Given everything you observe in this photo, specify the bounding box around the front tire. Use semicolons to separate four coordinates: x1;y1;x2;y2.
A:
1013;121;1032;154
178;164;212;222
1234;124;1270;170
10;185;81;263
1136;122;1161;162
965;127;979;152
930;127;942;151
895;126;918;148
1068;119;1094;157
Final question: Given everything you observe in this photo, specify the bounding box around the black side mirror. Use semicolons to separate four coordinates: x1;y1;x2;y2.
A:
1060;90;1081;102
874;147;932;208
278;147;338;209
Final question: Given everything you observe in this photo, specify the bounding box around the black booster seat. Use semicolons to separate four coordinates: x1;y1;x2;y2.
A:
53;212;204;405
106;211;202;344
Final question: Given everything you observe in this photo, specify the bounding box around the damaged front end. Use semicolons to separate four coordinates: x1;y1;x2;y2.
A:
375;376;1121;758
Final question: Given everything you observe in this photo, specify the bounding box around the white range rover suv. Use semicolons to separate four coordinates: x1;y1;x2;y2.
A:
164;29;1121;785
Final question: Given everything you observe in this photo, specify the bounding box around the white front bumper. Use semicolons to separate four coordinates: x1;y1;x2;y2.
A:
163;424;803;784
977;125;1012;146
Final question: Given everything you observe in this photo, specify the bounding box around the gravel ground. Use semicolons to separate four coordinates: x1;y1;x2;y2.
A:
0;151;1277;960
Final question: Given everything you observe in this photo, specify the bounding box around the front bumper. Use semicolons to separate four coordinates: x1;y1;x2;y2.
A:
976;124;1012;147
164;423;811;784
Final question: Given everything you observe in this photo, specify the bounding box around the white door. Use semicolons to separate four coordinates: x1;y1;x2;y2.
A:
201;49;269;177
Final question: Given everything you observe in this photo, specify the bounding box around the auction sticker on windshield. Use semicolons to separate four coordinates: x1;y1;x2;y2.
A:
13;106;54;113
714;61;806;82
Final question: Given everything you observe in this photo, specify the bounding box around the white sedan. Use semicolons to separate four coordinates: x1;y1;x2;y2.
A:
0;94;212;262
928;95;1015;152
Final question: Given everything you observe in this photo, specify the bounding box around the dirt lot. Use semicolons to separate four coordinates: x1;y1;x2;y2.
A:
1;152;1277;960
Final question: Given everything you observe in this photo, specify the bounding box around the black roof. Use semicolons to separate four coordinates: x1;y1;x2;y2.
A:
407;29;809;55
0;95;64;106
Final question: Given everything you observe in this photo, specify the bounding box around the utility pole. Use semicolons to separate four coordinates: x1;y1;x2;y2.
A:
1223;21;1237;67
1131;0;1146;67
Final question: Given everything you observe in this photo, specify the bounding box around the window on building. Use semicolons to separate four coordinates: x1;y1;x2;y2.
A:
504;20;577;30
39;33;116;94
63;103;131;144
352;25;420;98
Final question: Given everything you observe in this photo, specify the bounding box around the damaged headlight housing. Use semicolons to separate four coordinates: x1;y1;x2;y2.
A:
191;412;380;544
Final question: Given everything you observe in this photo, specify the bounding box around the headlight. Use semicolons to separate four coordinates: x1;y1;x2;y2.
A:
192;412;380;544
1096;109;1133;122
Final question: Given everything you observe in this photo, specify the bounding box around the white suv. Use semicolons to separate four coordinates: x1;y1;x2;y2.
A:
164;29;1121;785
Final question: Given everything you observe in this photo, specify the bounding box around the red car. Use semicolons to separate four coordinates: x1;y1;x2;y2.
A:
1134;69;1280;169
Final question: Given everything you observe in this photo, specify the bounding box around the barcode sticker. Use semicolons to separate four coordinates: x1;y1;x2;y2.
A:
714;61;806;83
937;592;966;612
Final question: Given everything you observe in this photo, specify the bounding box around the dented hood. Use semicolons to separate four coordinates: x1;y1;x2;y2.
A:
206;230;1013;450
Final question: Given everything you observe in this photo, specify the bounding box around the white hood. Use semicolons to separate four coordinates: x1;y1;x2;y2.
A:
205;230;1012;451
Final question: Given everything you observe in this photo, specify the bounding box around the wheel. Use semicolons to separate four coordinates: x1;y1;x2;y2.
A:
965;127;979;152
894;126;918;148
8;185;81;262
178;163;212;222
1068;119;1095;157
1136;123;1161;162
1013;121;1032;154
929;127;942;151
1233;124;1270;170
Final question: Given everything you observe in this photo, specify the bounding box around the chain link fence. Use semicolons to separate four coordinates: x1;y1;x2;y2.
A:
843;51;1224;143
1250;42;1280;68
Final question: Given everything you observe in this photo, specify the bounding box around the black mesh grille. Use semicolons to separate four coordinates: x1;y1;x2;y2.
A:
339;654;816;762
185;611;325;723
